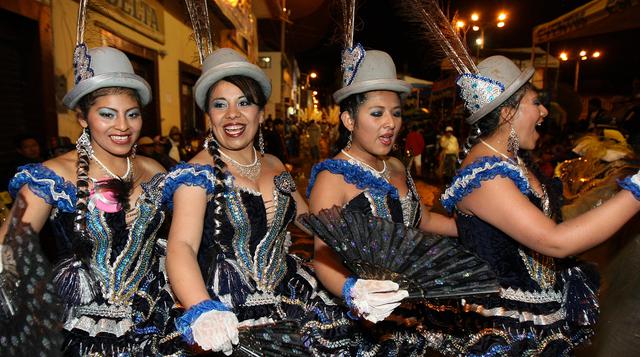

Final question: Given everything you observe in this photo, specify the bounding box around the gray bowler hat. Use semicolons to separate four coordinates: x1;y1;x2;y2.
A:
333;50;412;104
63;46;152;109
193;48;271;111
457;55;535;125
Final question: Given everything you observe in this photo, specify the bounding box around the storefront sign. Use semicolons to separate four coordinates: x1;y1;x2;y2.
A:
93;0;165;44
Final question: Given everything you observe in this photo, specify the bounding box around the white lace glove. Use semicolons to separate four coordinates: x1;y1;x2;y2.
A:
343;277;409;323
191;309;239;355
176;300;239;355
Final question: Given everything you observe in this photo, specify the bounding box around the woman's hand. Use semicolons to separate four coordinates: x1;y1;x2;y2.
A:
192;309;239;355
344;278;408;323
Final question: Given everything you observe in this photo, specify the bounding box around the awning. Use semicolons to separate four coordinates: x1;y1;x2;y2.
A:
533;0;640;44
402;75;434;89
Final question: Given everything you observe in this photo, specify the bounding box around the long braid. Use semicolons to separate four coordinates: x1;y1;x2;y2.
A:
206;133;227;237
53;128;99;306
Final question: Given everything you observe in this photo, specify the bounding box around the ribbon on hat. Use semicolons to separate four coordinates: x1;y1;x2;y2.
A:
73;43;94;85
341;43;365;86
456;73;505;115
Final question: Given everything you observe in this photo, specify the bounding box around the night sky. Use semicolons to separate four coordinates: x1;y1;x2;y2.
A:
274;0;640;103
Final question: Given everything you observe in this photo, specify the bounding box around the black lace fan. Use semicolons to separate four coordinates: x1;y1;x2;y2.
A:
233;320;306;356
299;207;499;300
1;203;64;356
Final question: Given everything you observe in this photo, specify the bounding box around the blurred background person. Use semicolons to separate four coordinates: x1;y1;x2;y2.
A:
438;126;459;182
405;124;425;178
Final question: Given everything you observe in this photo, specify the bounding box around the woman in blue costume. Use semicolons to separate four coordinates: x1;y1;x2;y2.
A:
437;55;640;355
307;47;459;355
0;6;171;353
162;48;352;356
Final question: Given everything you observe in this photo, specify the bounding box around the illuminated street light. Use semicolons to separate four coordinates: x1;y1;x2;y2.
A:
309;72;317;79
457;10;509;62
560;50;603;92
312;90;318;95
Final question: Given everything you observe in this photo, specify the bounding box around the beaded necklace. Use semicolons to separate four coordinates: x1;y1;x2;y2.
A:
91;155;133;181
219;146;262;181
341;149;390;181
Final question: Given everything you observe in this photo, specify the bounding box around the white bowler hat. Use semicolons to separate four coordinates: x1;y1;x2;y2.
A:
333;48;412;104
193;48;271;111
457;55;534;125
63;46;151;109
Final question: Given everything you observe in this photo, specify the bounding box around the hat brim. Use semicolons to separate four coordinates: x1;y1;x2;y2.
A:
466;67;535;125
194;62;272;111
333;79;412;104
63;73;152;109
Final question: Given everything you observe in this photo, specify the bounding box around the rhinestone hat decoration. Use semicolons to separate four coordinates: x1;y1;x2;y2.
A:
457;73;505;114
341;43;366;86
73;43;94;84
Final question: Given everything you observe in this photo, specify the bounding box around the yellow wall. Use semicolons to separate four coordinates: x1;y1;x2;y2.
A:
52;0;199;140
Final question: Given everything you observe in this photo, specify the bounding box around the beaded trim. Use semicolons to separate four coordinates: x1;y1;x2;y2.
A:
456;73;505;115
462;300;566;325
9;163;77;212
73;43;94;84
619;174;640;200
499;287;563;304
440;156;529;212
307;159;399;199
341;43;366;86
163;163;217;208
64;315;133;338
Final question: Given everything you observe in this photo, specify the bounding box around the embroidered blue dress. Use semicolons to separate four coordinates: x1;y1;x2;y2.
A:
438;156;599;356
307;159;439;355
160;163;353;356
8;163;171;356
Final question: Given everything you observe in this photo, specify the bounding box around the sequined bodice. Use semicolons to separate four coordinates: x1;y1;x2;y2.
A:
199;171;298;293
9;164;167;305
308;159;421;227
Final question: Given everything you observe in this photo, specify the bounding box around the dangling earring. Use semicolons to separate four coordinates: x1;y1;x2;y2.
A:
76;128;94;156
258;124;265;156
203;131;215;150
130;144;137;159
345;131;352;150
507;124;519;158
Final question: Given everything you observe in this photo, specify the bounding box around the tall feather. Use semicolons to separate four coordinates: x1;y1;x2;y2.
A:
184;0;214;64
339;0;357;49
75;0;89;45
399;0;477;75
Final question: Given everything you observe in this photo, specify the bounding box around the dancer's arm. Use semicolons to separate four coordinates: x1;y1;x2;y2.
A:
419;208;458;237
461;175;640;258
309;171;352;297
166;185;211;308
